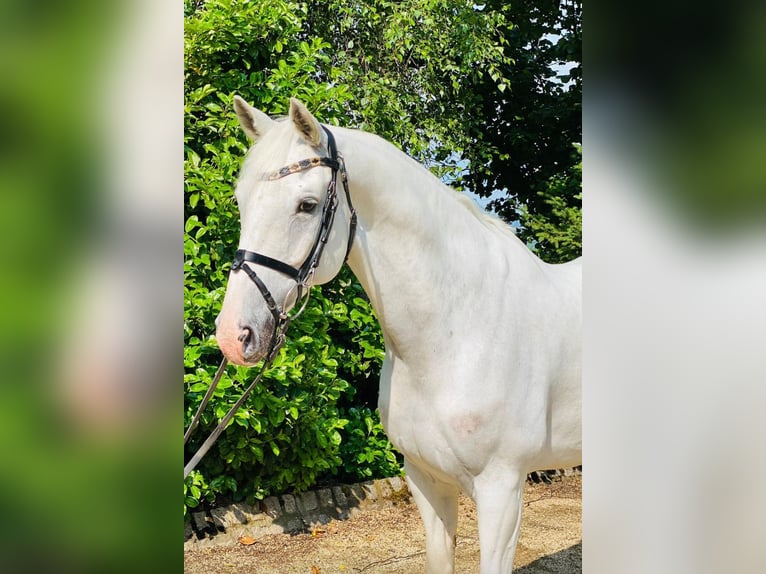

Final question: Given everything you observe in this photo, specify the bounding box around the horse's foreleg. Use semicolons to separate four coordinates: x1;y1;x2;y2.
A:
405;459;459;574
474;467;525;574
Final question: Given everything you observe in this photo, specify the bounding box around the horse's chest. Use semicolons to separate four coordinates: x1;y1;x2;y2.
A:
378;352;550;482
379;375;501;482
389;407;505;489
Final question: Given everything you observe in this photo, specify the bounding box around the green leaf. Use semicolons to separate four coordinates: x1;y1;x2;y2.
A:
184;216;199;233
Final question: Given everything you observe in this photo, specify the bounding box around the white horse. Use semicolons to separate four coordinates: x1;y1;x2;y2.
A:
215;97;582;573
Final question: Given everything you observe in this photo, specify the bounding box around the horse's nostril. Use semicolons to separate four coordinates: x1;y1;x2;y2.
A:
239;327;261;362
238;327;253;345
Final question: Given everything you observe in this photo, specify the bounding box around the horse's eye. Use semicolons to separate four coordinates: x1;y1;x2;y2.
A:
298;199;319;214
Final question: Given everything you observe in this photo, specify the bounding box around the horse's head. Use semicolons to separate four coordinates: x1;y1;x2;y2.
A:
215;97;355;366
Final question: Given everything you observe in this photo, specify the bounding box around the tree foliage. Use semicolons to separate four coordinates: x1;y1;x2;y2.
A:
464;0;582;258
184;0;581;513
522;144;582;263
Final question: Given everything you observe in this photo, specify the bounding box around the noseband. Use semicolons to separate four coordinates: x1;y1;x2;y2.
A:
230;126;357;360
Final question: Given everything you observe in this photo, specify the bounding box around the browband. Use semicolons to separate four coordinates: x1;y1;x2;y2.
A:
265;156;341;181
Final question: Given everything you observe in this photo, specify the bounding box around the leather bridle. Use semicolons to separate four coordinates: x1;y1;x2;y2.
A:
231;125;357;361
184;126;356;479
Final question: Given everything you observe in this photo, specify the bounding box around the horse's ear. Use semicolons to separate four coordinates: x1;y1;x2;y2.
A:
289;98;322;147
233;95;274;141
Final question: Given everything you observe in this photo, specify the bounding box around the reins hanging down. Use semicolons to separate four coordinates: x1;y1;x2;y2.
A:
184;126;356;479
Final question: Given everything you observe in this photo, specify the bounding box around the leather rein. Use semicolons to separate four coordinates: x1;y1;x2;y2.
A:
184;126;357;478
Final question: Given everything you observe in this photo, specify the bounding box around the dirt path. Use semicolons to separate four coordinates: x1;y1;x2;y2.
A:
184;476;581;573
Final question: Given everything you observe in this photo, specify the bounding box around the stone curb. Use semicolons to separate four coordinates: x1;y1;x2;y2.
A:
184;468;581;550
185;476;411;550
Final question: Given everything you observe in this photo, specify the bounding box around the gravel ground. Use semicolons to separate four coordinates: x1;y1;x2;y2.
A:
184;475;581;573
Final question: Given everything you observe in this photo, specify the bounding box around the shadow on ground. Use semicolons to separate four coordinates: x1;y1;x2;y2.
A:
516;542;582;574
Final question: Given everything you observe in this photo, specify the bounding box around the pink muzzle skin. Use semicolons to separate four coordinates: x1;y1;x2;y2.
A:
214;322;248;366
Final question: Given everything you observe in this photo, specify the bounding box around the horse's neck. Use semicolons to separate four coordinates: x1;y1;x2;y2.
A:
338;129;543;360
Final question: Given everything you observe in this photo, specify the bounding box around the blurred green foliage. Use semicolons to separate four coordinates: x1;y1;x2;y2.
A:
0;1;183;572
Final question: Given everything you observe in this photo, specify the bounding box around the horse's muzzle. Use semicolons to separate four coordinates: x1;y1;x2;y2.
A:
216;319;269;366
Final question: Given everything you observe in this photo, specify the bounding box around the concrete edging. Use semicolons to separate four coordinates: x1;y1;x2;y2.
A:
184;468;582;550
185;476;409;550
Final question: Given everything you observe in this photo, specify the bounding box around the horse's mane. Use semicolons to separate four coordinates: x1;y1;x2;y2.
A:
453;191;517;238
357;126;519;240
